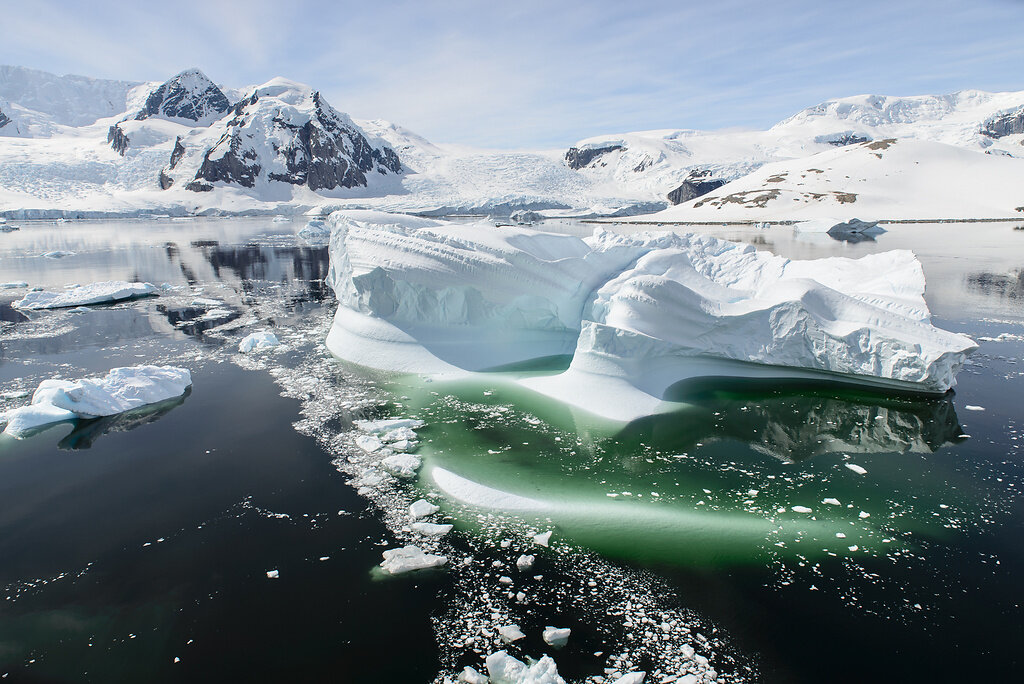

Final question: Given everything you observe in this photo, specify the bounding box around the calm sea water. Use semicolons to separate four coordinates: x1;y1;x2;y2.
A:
0;218;1021;682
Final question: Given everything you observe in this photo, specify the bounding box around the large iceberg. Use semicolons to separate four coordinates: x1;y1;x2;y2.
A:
324;211;976;421
2;366;192;437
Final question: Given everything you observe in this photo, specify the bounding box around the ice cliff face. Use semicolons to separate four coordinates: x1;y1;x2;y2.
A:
169;79;402;193
133;69;231;124
325;212;977;420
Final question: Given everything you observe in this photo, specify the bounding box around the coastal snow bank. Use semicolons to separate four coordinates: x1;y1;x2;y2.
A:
1;365;192;437
324;211;976;421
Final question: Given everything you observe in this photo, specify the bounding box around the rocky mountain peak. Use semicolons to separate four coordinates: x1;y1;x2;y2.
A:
135;68;231;124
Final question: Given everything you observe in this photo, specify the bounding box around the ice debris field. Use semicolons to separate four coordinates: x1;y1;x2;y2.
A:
323;210;976;421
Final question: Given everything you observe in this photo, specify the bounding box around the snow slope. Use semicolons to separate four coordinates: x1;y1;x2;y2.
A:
628;139;1024;223
0;65;140;131
324;211;976;421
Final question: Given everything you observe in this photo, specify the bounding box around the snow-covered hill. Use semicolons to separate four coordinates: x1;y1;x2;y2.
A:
627;138;1024;222
1;63;1023;219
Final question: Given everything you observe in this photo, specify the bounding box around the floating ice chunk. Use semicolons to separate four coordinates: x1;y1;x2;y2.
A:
354;418;425;434
273;216;290;223
533;531;553;547
791;506;813;513
409;499;440;519
516;554;535;571
859;511;871;519
964;405;985;411
542;626;571;648
2;366;192;438
389;439;415;452
266;569;279;579
498;624;525;643
200;308;233;322
298;219;331;238
381;453;422;478
822;498;841;506
485;650;566;684
1;389;30;399
238;331;281;353
380;545;447;574
845;463;868;475
355;434;383;453
382;426;418;442
410;521;452;537
611;674;646;684
42;250;76;258
459;666;489;684
13;281;156;310
0;282;28;289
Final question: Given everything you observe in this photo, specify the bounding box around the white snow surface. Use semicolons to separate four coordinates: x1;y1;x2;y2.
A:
325;212;977;421
2;365;191;437
13;281;156;309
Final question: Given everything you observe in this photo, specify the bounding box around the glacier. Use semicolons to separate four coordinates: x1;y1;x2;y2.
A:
324;211;976;421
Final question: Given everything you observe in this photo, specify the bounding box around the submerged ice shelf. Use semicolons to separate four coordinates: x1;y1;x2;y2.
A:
324;211;976;421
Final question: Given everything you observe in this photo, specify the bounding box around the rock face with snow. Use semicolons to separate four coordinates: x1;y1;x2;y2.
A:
134;69;231;124
565;143;625;170
982;108;1024;138
325;211;977;421
667;169;726;205
170;79;402;193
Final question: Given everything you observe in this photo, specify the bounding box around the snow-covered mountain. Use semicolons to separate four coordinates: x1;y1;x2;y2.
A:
628;138;1024;223
1;63;1023;220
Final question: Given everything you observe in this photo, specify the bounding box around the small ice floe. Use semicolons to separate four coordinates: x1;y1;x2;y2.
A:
1;365;191;438
859;511;871;519
42;250;76;259
964;405;985;412
380;545;447;575
410;522;452;537
0;282;28;289
1;390;30;399
266;569;279;579
382;426;418;443
459;666;489;683
533;530;553;547
191;297;222;307
355;434;383;453
822;498;841;506
409;499;440;519
272;216;290;223
542;626;571;648
611;673;647;684
238;331;281;353
354;417;425;433
498;624;526;643
791;506;813;514
516;554;535;571
485;651;566;684
298;219;331;242
200;308;233;322
13;281;157;310
381;453;422;478
845;463;868;475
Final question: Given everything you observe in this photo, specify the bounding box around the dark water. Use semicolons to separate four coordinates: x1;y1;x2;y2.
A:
1;218;1022;682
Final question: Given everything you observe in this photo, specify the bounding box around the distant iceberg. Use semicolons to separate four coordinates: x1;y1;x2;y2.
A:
324;211;976;421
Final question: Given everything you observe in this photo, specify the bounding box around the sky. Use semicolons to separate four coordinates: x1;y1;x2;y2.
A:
2;0;1024;148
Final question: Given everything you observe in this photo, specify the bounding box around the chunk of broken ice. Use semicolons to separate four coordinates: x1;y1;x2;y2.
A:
380;545;447;575
410;522;453;537
543;626;571;648
533;530;553;547
238;331;281;353
498;624;526;643
485;651;566;684
381;453;422;478
516;554;535;571
409;499;440;519
13;281;156;310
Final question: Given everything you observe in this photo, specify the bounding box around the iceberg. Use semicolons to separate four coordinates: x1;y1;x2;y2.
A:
324;211;976;421
484;651;566;684
13;281;156;310
238;331;281;353
2;365;192;437
379;545;447;574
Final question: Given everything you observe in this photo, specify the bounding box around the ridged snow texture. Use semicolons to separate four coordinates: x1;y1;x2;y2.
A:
324;212;977;405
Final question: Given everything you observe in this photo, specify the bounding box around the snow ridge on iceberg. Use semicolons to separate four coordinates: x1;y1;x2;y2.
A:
324;211;976;421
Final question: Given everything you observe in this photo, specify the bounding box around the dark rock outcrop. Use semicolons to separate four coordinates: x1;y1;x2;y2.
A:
667;169;726;205
168;136;185;169
565;144;624;170
981;108;1024;138
0;106;11;130
815;132;872;146
158;169;174;189
135;69;230;123
195;135;261;188
107;124;129;155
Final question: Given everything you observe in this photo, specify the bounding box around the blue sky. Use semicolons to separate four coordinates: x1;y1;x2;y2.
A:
3;0;1024;148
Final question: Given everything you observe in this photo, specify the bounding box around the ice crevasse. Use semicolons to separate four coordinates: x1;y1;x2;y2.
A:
324;210;977;422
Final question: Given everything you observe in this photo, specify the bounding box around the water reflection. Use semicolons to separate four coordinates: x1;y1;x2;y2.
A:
57;392;189;450
967;268;1024;300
